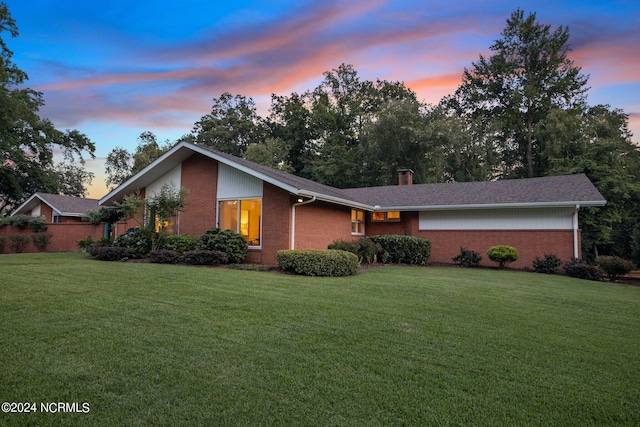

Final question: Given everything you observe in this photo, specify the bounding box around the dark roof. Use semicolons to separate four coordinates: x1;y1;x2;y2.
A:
343;174;606;209
99;141;606;210
12;193;99;217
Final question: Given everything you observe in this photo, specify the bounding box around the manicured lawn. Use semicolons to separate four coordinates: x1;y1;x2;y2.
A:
1;253;639;426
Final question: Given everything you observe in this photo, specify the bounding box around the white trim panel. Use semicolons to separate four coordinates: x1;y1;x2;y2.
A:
146;164;182;198
217;163;263;199
419;207;575;230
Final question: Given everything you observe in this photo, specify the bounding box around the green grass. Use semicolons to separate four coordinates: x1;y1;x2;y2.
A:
1;253;639;426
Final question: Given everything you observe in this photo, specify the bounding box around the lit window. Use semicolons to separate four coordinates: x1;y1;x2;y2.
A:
372;211;401;222
351;209;365;235
218;199;262;247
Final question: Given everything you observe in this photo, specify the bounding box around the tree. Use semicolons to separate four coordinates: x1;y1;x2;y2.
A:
451;9;588;178
192;92;266;156
0;3;95;212
243;138;294;172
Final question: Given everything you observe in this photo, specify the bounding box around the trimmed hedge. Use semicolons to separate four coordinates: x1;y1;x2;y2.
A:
328;238;381;264
596;256;636;281
8;235;30;253
196;228;248;264
89;246;130;261
563;259;603;281
162;234;198;253
277;249;359;277
532;254;562;274
31;233;53;252
149;250;181;264
368;235;431;265
182;250;229;265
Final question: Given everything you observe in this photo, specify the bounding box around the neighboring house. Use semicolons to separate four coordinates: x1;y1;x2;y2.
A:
11;193;100;223
100;141;606;268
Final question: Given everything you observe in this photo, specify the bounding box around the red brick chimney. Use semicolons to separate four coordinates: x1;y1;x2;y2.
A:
397;168;414;185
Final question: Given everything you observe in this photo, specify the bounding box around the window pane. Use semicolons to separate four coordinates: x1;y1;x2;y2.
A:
218;200;238;232
372;212;385;221
240;199;261;246
387;211;400;220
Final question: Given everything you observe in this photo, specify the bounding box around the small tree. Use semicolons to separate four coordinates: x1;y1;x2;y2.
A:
31;233;53;252
487;245;518;269
145;183;189;251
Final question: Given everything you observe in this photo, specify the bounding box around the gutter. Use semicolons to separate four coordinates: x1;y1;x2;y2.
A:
290;196;316;249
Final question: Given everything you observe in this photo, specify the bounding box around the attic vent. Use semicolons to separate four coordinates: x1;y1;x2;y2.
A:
397;168;414;186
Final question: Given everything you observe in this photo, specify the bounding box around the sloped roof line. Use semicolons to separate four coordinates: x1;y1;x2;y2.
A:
99;141;606;209
11;192;99;217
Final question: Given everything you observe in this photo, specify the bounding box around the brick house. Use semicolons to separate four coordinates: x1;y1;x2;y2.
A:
100;141;606;268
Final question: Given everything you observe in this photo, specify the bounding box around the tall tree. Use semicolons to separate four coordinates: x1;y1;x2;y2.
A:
192;92;266;157
451;9;588;178
0;3;95;212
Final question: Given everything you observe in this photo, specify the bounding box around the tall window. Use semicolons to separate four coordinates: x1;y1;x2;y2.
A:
218;199;262;247
351;209;365;235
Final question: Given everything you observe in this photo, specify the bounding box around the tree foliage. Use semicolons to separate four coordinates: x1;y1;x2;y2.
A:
0;3;95;213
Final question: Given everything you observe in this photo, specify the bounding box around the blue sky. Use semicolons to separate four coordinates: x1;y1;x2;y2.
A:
4;0;639;198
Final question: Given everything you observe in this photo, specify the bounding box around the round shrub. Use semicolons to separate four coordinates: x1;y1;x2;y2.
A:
162;234;197;253
452;247;482;267
31;232;53;252
532;254;562;274
368;235;431;265
563;259;603;281
114;227;153;259
277;249;359;277
328;238;382;264
196;228;248;264
596;256;636;281
8;234;30;253
487;245;518;268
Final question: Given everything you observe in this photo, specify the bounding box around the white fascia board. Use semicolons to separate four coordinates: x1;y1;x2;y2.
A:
299;190;374;210
10;193;41;216
376;200;606;211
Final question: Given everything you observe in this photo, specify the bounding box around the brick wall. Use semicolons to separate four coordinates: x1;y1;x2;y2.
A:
179;153;218;236
294;201;355;250
0;222;104;254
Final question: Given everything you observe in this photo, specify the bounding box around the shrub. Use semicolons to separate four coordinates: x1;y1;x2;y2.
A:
596;256;636;281
0;236;5;254
182;250;229;265
487;245;518;269
532;254;562;274
8;234;30;253
77;236;95;252
368;235;431;265
149;249;180;264
452;247;482;267
113;227;153;259
196;228;248;264
162;234;198;253
277;249;359;277
563;259;603;281
89;245;130;261
0;215;47;232
31;233;53;252
328;238;382;264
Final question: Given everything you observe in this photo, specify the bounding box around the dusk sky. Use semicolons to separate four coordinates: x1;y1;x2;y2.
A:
4;0;639;199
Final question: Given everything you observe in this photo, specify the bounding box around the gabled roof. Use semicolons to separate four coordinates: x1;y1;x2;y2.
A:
11;193;100;217
99;141;606;211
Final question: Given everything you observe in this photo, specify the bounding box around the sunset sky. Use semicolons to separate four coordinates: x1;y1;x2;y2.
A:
4;0;639;199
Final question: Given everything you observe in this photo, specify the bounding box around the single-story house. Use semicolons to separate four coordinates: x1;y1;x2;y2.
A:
100;141;606;268
11;192;100;223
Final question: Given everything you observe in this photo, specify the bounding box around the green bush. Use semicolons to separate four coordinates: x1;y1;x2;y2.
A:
114;227;153;259
368;235;431;265
89;245;130;261
196;228;248;264
31;233;53;252
487;245;518;269
532;254;562;274
277;249;359;277
0;215;48;232
328;238;382;264
452;247;482;267
563;259;603;281
162;234;198;253
182;250;229;265
77;236;95;252
0;236;5;254
596;256;636;281
8;234;30;253
149;250;181;264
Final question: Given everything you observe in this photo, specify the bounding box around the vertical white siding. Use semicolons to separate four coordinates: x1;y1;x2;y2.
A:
31;203;41;217
146;165;182;198
419;207;574;230
217;163;263;199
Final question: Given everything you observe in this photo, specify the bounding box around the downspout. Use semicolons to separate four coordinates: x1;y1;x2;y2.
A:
573;204;580;259
290;196;316;249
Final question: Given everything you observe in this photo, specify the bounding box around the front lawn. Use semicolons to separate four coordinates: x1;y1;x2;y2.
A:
1;253;639;425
